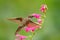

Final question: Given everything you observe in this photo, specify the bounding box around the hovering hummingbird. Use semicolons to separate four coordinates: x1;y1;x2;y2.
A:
8;15;40;35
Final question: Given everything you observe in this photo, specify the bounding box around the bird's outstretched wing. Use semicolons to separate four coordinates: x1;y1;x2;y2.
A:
8;17;23;24
15;24;25;35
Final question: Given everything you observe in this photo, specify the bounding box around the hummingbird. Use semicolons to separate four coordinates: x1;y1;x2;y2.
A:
8;15;40;35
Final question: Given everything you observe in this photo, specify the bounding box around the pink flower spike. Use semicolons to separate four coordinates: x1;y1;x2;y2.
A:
37;19;42;23
32;13;41;19
40;4;47;13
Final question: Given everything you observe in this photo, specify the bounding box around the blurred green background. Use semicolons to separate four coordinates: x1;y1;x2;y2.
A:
0;0;60;40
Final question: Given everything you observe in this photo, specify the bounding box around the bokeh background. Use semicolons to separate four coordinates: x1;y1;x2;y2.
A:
0;0;60;40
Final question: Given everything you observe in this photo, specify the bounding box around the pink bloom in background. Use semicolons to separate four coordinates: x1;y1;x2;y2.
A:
40;4;47;13
15;34;27;40
32;13;41;19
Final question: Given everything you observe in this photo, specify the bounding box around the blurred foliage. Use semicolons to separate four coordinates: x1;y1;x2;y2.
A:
0;0;60;40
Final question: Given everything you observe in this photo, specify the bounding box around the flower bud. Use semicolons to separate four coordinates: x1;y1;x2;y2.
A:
40;4;48;13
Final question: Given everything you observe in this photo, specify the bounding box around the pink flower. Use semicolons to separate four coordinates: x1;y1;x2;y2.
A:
37;19;42;23
20;35;27;40
15;34;27;40
25;27;35;32
40;4;47;13
32;13;41;19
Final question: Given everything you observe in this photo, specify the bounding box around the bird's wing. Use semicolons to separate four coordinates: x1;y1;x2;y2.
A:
8;17;23;25
26;20;40;28
15;25;25;35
